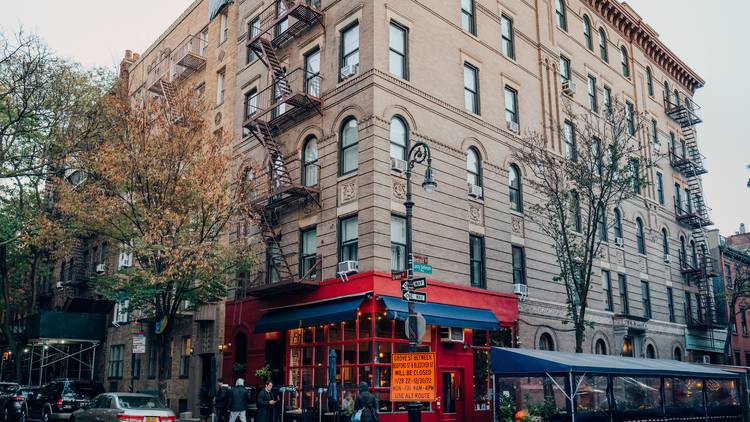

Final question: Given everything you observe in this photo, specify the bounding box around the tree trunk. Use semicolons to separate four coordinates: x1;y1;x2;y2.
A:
156;312;175;404
724;298;738;364
0;246;21;382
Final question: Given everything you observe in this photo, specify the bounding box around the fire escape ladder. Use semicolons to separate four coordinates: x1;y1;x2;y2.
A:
159;79;181;122
249;119;293;188
257;38;292;97
256;208;293;282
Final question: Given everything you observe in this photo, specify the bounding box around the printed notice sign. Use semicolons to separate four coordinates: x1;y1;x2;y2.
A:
133;337;146;354
390;352;437;402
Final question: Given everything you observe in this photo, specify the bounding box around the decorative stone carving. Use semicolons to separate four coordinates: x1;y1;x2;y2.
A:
511;216;523;235
665;265;672;280
392;180;406;200
616;250;624;264
340;180;356;204
218;49;226;62
649;229;657;243
214;112;222;125
638;257;647;272
469;205;482;225
303;198;315;214
599;246;609;261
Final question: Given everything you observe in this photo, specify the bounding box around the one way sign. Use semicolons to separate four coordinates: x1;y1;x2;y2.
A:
402;290;427;303
400;277;427;291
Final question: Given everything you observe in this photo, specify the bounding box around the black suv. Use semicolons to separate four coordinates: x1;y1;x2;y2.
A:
0;383;37;422
27;380;105;422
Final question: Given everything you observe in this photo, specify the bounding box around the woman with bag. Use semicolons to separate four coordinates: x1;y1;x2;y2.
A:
353;382;378;422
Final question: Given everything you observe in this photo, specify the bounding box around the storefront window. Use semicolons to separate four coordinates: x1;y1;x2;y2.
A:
613;376;661;412
490;327;513;347
359;313;372;338
473;349;491;410
328;322;342;342
375;312;392;338
473;329;488;347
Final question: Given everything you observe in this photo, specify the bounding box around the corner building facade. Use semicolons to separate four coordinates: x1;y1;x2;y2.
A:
225;0;715;420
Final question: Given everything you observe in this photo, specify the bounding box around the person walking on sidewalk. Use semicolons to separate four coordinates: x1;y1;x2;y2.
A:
229;378;253;422
256;380;277;422
214;378;231;422
354;382;378;422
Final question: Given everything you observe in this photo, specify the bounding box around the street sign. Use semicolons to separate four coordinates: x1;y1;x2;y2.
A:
402;290;427;303
133;337;146;354
392;271;407;281
413;263;432;274
391;352;437;402
405;313;427;344
411;277;427;289
412;255;428;265
401;280;410;291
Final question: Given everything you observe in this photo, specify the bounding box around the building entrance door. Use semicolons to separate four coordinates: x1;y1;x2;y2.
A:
440;369;464;422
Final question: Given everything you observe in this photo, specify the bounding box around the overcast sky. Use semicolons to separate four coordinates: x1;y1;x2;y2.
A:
2;0;748;236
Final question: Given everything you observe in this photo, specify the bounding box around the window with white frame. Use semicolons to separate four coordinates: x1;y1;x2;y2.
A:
217;72;225;106
220;14;228;44
108;345;124;378
389;22;408;79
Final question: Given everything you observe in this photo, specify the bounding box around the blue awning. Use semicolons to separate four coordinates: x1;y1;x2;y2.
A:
380;296;501;331
254;296;365;334
490;347;738;378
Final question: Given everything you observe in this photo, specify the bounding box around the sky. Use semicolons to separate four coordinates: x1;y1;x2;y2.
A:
2;0;749;236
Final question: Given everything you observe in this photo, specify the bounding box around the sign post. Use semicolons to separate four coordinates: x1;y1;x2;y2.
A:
390;353;437;403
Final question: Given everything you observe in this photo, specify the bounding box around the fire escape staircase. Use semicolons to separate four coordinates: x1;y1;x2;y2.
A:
240;0;324;297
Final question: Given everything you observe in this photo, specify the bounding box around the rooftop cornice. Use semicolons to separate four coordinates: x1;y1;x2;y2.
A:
582;0;705;94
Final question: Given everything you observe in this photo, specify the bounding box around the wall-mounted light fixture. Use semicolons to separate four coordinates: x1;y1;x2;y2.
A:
190;348;194;356
218;344;224;353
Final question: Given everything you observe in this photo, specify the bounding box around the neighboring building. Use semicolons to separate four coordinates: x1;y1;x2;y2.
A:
223;0;716;421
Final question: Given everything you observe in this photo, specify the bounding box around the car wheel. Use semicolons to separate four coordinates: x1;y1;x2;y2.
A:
4;407;9;422
19;407;26;422
42;410;50;422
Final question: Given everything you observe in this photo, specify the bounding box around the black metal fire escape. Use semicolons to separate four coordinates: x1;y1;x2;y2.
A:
239;0;324;297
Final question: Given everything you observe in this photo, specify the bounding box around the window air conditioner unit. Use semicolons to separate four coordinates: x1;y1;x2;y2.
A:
664;254;672;264
440;327;464;343
119;253;133;270
702;355;711;364
96;264;106;274
340;64;359;80
614;237;624;247
562;80;577;95
468;184;483;198
57;281;63;288
338;261;358;275
513;284;528;296
507;121;519;133
390;158;408;173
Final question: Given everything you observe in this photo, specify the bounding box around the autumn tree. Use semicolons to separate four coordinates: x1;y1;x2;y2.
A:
719;243;750;364
56;87;255;399
515;97;655;353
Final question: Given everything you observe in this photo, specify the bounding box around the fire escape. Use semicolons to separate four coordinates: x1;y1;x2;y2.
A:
145;35;207;117
667;94;720;331
239;0;324;297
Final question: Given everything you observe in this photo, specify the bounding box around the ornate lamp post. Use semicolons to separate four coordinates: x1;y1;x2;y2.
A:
403;140;436;422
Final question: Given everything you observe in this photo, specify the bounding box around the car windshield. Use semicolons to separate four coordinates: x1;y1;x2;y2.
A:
118;396;166;409
19;389;37;398
0;385;17;394
64;382;105;400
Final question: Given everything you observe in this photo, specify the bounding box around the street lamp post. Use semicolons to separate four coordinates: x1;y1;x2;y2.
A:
403;141;436;422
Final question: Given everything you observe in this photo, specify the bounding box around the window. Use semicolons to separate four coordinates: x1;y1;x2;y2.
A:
340;215;358;262
674;347;682;361
505;86;518;125
340;118;358;175
217;72;225;106
300;228;317;280
733;315;739;335
275;0;289;36
742;310;748;336
664;80;670;103
662;229;669;256
670;132;676;157
726;263;733;290
200;30;208;57
564;120;575;160
133;352;141;379
340;23;359;80
509;165;522;212
303;137;318;187
651;119;658;148
646;67;653;96
220;13;228;44
467;147;481;188
108;345;124;378
501;15;514;59
603;86;612;113
179;337;191;377
148;344;156;378
389;22;408;79
559;56;570;83
631;160;641;194
570;191;581;232
657;173;664;205
598;28;608;62
667;287;675;322
690;240;697;269
602;270;613;311
680;237;687;268
674;89;680;106
597;204;607;241
390;117;408;161
696;293;703;323
626;101;635;135
684;291;692;320
555;0;567;31
646;345;655;359
539;333;554;351
512;245;525;285
620;46;630;78
680;139;686;159
685;188;692;214
588;76;598;112
583;16;592;50
746;353;750;367
470;235;485;288
305;48;321;96
618;274;629;314
593;137;602;176
736;352;742;366
595;339;606;355
613;209;622;240
675;182;682;212
246;18;260;64
636;218;645;254
464;64;479;114
641;281;651;318
461;0;476;35
243;88;258;123
391;216;406;272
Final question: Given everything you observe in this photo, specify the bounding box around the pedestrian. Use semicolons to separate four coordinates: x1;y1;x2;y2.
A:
255;380;277;422
214;378;231;422
228;378;253;422
354;382;378;422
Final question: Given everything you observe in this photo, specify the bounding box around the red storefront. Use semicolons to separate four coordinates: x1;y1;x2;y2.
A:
224;271;518;422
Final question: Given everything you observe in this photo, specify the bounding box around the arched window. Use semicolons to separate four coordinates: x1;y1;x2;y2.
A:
646;67;653;97
662;229;669;256
303;136;318;187
613;209;622;240
598;28;608;62
674;89;680;107
583;16;592;50
674;347;682;361
390;116;408;161
620;46;630;78
646;344;655;359
539;333;554;351
340;118;358;175
509;164;522;212
690;240;697;268
555;0;567;31
597;204;607;241
467;147;481;188
636;218;645;254
595;339;606;355
680;236;687;267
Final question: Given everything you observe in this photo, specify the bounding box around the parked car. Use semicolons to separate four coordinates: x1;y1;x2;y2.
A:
0;383;38;422
70;393;175;422
27;380;105;422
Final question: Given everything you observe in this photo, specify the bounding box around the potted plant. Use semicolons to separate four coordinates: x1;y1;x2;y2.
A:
232;362;247;375
255;364;272;381
197;381;212;420
340;401;355;422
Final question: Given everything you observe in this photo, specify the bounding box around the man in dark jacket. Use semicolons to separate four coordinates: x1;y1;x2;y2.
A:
229;378;253;422
214;378;231;422
256;380;277;422
354;382;378;422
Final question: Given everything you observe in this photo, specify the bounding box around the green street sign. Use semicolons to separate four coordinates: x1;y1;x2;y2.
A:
413;263;432;274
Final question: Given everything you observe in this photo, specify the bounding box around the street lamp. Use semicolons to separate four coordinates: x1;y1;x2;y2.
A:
403;140;436;422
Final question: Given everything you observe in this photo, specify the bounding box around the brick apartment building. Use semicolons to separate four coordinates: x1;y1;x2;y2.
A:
221;0;718;421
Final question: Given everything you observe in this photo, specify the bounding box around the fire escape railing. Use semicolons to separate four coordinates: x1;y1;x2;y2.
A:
674;196;713;229
243;68;322;129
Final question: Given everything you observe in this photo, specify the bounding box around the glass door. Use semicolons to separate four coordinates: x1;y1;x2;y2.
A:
441;369;464;422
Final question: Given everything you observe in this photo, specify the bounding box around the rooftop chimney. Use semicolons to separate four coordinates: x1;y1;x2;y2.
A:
741;223;746;234
125;50;132;60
